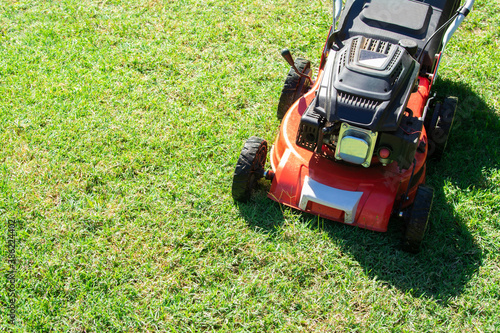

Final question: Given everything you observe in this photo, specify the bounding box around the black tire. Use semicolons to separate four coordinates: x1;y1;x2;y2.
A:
277;58;311;120
428;97;457;159
232;137;268;202
402;185;434;253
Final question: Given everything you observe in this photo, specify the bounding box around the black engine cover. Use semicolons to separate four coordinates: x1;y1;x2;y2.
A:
313;36;419;132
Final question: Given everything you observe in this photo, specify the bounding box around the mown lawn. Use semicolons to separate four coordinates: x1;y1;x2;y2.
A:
0;0;499;331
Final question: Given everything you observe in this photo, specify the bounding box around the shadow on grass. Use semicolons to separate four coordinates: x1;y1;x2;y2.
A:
237;79;497;301
234;184;286;235
427;78;500;190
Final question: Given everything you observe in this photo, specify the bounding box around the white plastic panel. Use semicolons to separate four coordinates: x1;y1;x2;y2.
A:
299;176;363;224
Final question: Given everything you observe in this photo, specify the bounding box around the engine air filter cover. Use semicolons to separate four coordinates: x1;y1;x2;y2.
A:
338;136;370;164
335;123;378;167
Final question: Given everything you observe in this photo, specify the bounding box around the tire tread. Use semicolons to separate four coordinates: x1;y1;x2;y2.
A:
277;58;311;120
232;137;268;202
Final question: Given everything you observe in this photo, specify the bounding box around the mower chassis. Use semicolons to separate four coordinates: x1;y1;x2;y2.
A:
268;67;431;232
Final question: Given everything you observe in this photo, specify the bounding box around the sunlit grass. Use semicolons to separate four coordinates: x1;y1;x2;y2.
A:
0;0;499;331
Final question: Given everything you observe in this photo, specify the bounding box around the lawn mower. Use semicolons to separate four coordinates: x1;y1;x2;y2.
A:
232;0;474;253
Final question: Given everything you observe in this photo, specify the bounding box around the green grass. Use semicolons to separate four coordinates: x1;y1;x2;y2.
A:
1;0;499;331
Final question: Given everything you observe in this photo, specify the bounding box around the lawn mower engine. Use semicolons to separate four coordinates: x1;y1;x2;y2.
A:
297;36;422;170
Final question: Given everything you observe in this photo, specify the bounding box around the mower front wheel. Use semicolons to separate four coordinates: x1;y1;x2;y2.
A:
402;185;434;253
277;58;311;120
232;137;268;202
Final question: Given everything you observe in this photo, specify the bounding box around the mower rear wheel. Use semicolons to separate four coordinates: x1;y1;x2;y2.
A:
277;58;311;120
232;137;268;202
402;185;434;253
428;97;457;159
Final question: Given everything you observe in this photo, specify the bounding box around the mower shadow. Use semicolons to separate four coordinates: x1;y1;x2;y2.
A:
237;79;496;301
235;183;286;235
324;78;496;301
426;78;500;191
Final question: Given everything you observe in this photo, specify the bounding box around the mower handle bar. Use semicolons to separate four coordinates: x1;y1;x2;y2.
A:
442;0;475;49
333;0;342;27
432;0;474;81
